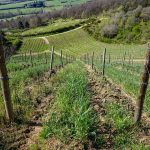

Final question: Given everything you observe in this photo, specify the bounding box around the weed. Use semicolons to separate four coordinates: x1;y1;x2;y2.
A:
41;62;97;144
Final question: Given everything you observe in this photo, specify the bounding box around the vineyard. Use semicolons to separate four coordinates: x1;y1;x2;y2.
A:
19;28;146;58
1;16;150;150
21;19;83;37
0;48;75;123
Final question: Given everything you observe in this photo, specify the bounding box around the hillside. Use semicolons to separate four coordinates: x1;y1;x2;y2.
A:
84;5;150;44
0;0;90;19
1;0;150;149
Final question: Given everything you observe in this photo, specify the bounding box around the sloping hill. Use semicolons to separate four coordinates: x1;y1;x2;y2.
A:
19;28;146;59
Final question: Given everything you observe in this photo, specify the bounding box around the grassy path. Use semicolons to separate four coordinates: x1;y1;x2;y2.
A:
2;61;150;149
23;62;150;149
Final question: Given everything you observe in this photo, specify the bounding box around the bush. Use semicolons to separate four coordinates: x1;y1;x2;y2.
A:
140;6;150;21
125;15;139;28
101;24;118;38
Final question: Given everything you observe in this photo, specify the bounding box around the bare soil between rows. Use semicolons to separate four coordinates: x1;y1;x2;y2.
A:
85;64;150;149
1;64;150;149
0;68;58;150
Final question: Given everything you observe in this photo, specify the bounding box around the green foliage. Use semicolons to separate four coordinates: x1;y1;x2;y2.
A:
19;38;49;52
18;27;145;60
0;53;63;123
101;24;118;38
0;0;89;19
105;103;133;131
84;4;150;44
41;62;96;143
105;102;137;149
21;19;83;37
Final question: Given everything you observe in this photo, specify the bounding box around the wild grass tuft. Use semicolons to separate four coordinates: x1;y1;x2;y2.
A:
105;102;138;149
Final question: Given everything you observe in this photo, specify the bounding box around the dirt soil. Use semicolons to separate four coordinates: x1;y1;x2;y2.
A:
1;64;150;149
0;69;57;150
85;64;150;149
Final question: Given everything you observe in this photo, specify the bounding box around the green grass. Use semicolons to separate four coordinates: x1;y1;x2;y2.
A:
19;38;49;53
21;19;83;37
19;28;146;58
0;53;64;123
0;1;33;10
0;0;89;19
46;28;146;58
92;57;150;116
105;102;137;149
104;102;150;149
105;64;150;115
41;62;97;143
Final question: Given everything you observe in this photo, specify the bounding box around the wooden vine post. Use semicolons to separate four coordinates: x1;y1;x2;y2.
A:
102;48;106;76
87;53;89;65
29;50;33;66
108;53;111;64
45;52;47;64
123;52;126;66
0;35;13;122
134;43;150;123
50;46;54;71
92;52;94;69
60;50;63;67
24;53;26;62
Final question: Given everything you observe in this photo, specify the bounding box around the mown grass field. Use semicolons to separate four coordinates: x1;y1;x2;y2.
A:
19;28;146;59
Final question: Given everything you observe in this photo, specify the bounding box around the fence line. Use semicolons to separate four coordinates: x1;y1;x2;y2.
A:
0;46;75;124
0;35;13;122
80;44;149;123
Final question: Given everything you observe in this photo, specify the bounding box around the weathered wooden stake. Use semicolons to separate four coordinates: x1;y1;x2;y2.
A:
87;53;89;65
60;50;63;67
24;53;26;62
21;53;23;61
132;57;134;65
50;46;54;70
102;48;106;76
129;54;131;64
123;52;126;65
108;53;111;64
45;52;47;64
91;52;94;69
66;54;68;64
29;50;33;66
101;54;103;63
134;44;150;123
0;35;13;122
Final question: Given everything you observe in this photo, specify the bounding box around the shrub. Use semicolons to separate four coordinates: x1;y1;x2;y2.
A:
101;24;118;38
125;15;139;28
140;6;150;21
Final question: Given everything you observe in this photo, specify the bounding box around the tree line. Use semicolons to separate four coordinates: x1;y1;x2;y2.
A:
0;0;149;30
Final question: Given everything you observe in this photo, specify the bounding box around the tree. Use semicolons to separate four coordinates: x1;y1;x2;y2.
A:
25;21;30;28
18;20;24;29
